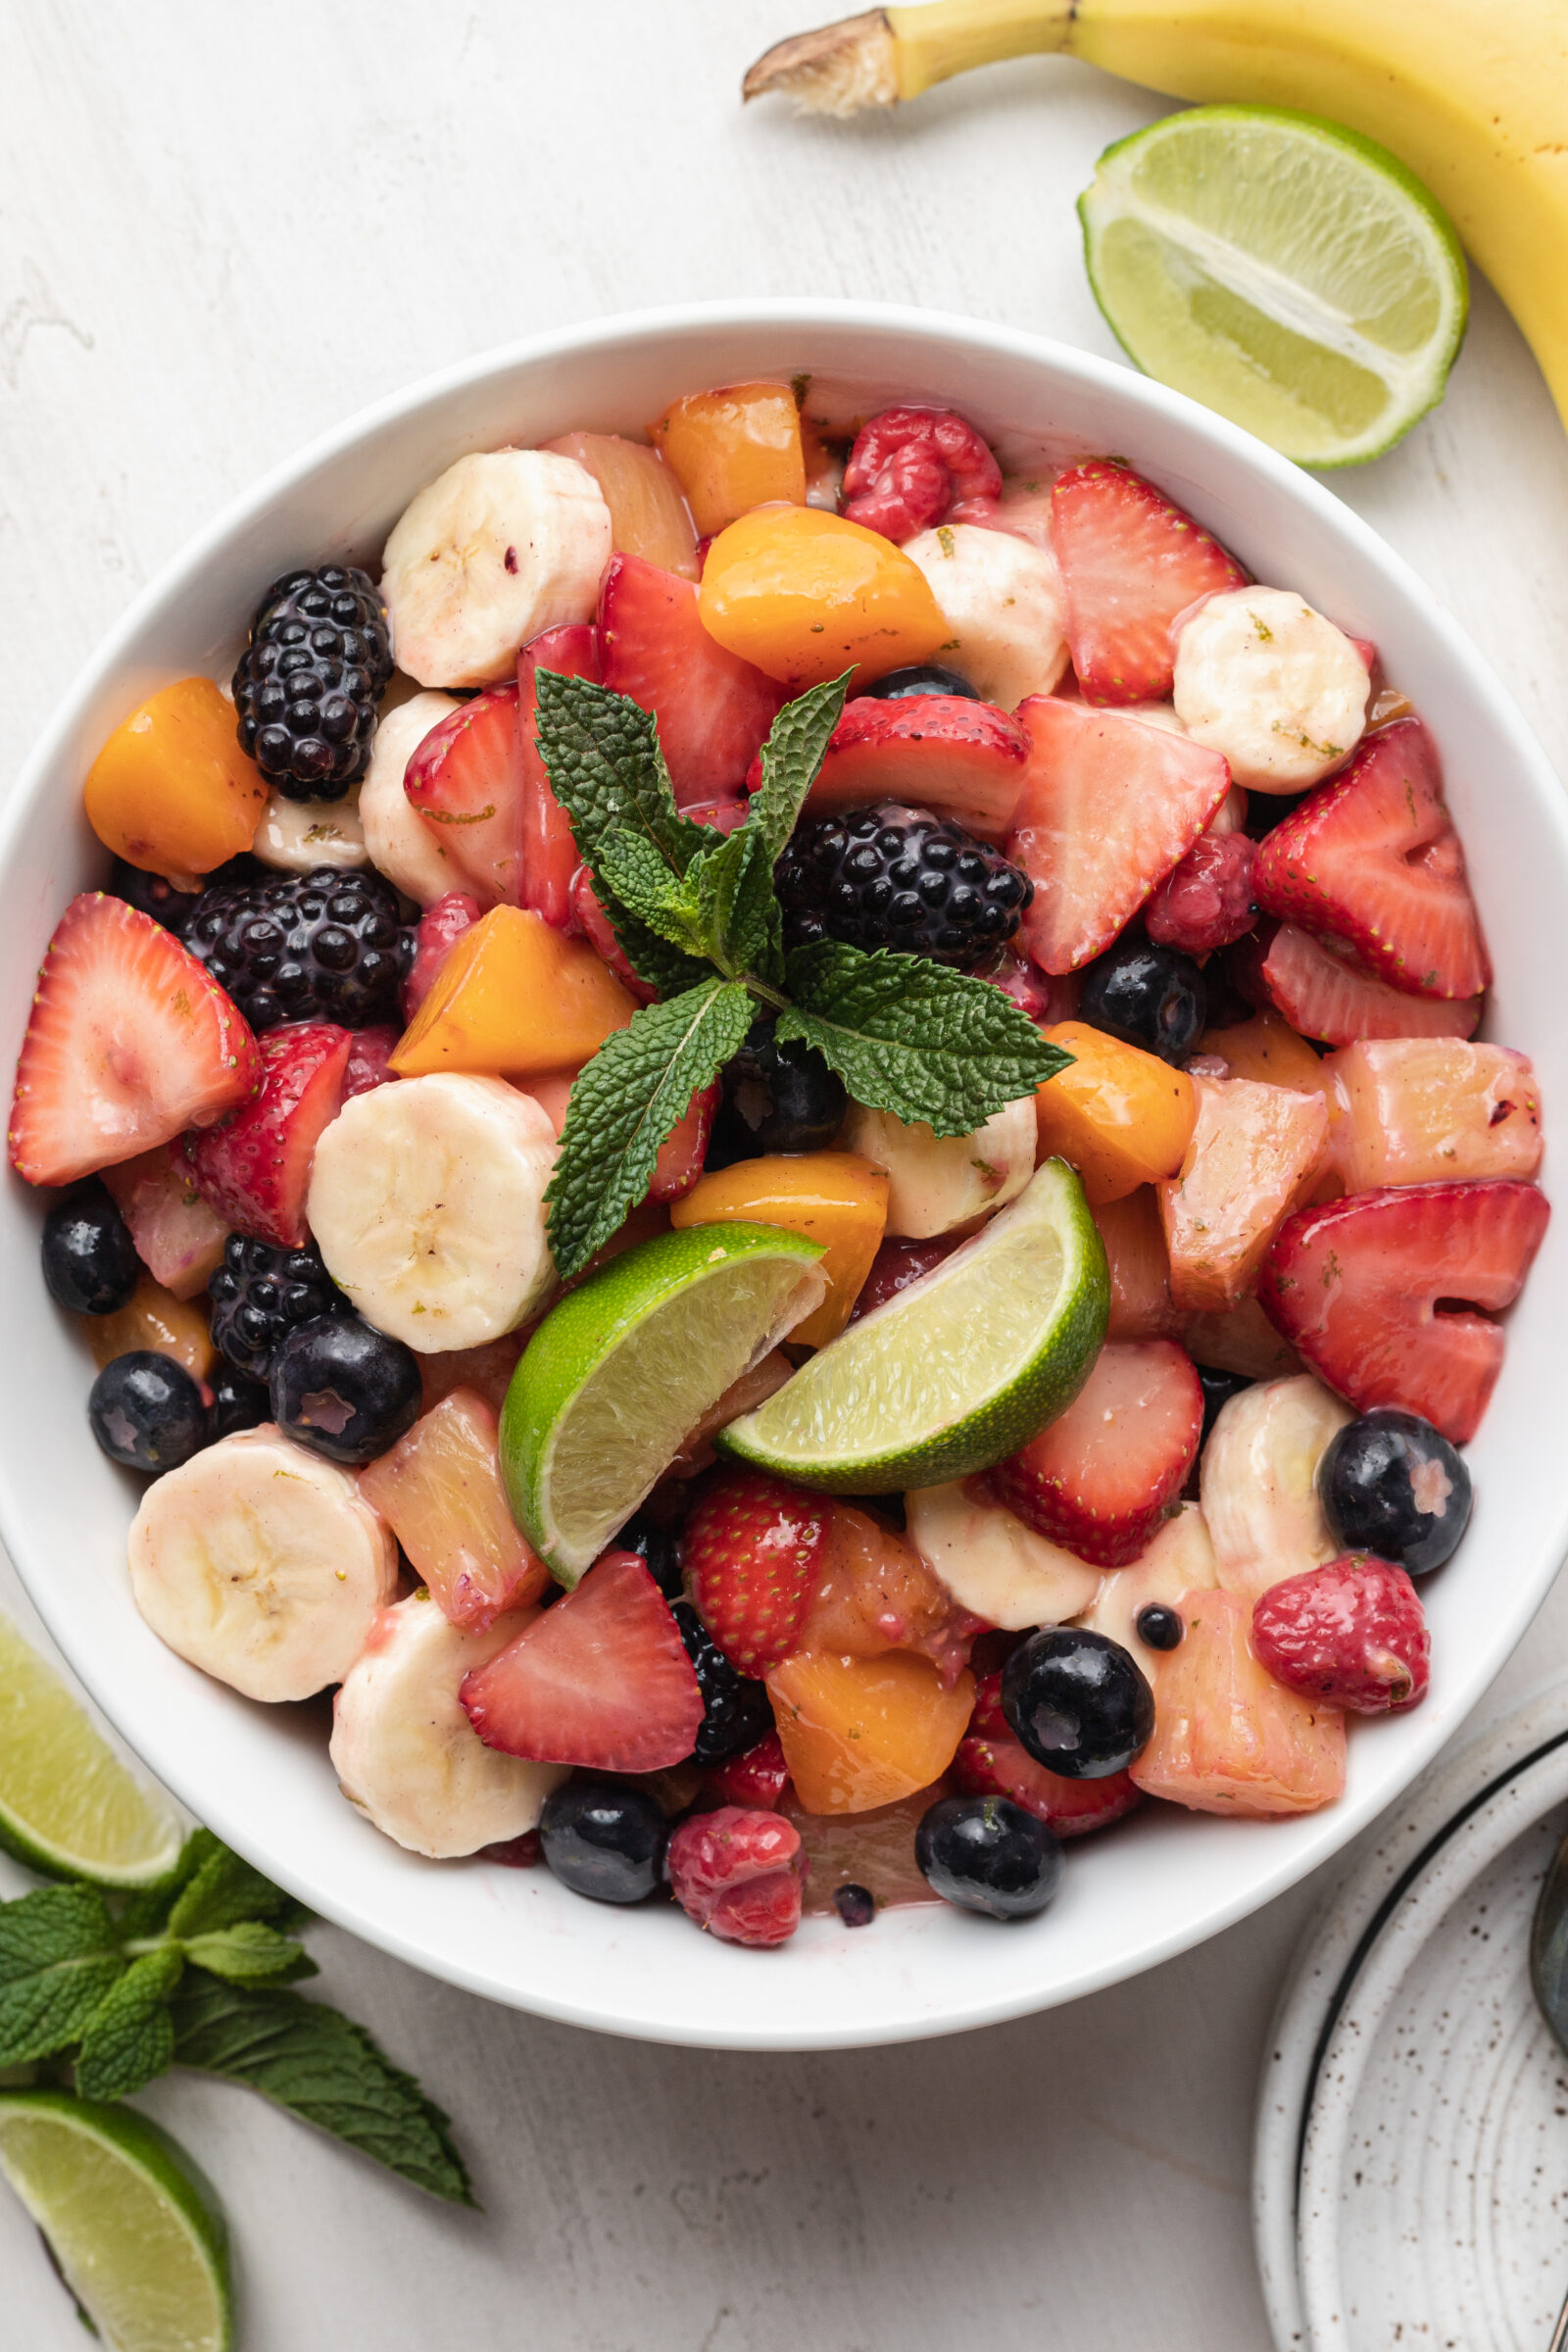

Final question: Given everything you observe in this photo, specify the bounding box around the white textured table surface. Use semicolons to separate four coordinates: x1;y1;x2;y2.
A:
4;7;1568;2345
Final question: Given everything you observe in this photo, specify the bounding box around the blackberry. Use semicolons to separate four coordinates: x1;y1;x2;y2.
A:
775;802;1032;969
232;564;392;801
669;1599;775;1764
184;866;407;1031
209;1236;344;1381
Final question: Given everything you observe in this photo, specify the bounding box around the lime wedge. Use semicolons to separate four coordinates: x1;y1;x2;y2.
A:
0;2091;232;2352
1079;106;1468;466
503;1222;828;1580
0;1613;182;1886
716;1157;1107;1493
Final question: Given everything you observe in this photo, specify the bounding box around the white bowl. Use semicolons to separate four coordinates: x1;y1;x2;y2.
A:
3;300;1565;2052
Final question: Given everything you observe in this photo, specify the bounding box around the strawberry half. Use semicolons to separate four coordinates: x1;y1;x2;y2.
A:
1050;458;1248;705
954;1733;1142;1838
796;694;1030;840
599;553;783;805
404;683;522;908
1235;920;1482;1046
1259;1179;1549;1444
10;894;261;1187
186;1020;352;1248
1252;717;1490;1000
683;1467;831;1676
460;1547;704;1771
647;1081;718;1203
990;1340;1203;1566
1009;696;1231;972
517;622;600;929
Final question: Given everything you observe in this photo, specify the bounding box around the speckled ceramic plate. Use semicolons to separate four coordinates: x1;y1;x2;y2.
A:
1254;1672;1568;2349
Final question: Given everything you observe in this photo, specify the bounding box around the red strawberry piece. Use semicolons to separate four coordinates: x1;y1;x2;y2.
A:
1234;919;1482;1046
341;1025;397;1100
1008;696;1231;973
981;946;1060;1022
682;1468;831;1675
460;1548;704;1772
568;865;658;1005
841;406;1003;542
1145;830;1257;956
9;895;261;1187
1259;1179;1548;1444
1252;717;1490;1000
967;1667;1009;1740
647;1082;718;1203
402;891;482;1021
517;622;600;930
599;553;783;804
186;1020;352;1249
665;1805;806;1947
1251;1554;1430;1714
798;695;1029;841
1050;458;1248;704
848;1235;961;1323
954;1734;1142;1838
683;794;750;835
702;1729;791;1812
991;1340;1203;1567
404;684;523;908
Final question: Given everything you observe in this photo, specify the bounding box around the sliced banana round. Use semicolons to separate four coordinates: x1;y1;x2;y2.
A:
381;449;612;689
357;689;462;906
906;1480;1099;1630
307;1074;559;1350
329;1590;566;1858
1172;586;1370;793
842;1094;1036;1239
251;786;368;874
1074;1500;1218;1676
1200;1372;1352;1601
126;1426;398;1702
902;521;1069;709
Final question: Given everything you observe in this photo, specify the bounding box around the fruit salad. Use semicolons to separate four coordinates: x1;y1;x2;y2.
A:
10;376;1548;1949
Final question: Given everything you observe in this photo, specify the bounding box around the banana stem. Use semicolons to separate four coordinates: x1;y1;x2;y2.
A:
885;0;1073;97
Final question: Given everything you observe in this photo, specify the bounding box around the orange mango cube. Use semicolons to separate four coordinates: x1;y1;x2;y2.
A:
544;431;700;581
795;1499;963;1662
390;906;637;1080
1325;1037;1544;1191
1034;1021;1196;1205
358;1387;548;1633
698;505;951;689
1159;1073;1328;1312
1092;1186;1182;1341
1130;1587;1346;1817
1199;1008;1334;1100
87;1274;216;1385
669;1152;889;1346
767;1649;975;1815
84;676;268;880
649;381;806;536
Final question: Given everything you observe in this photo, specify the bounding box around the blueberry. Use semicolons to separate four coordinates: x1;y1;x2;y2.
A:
1079;939;1207;1065
1195;1363;1253;1450
269;1312;421;1466
858;664;981;702
1001;1627;1154;1779
707;1017;847;1165
210;1365;271;1440
1135;1604;1184;1652
834;1883;876;1928
616;1510;682;1599
538;1781;669;1904
669;1599;775;1763
1318;1408;1472;1578
914;1794;1063;1920
88;1351;209;1473
41;1183;139;1316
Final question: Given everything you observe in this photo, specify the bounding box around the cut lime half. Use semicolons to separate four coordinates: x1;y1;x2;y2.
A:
716;1157;1108;1492
1079;105;1468;466
0;2090;232;2352
502;1222;828;1581
0;1612;183;1886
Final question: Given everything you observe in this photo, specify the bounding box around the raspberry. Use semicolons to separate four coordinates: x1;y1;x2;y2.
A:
1145;830;1258;956
775;802;1032;969
665;1806;806;1947
1250;1555;1430;1715
184;866;410;1032
232;564;392;801
842;407;1003;543
701;1729;791;1811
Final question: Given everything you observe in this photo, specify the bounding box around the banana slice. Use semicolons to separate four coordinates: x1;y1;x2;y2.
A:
1200;1372;1352;1600
329;1590;566;1858
906;1480;1100;1629
1074;1500;1218;1676
842;1094;1036;1238
357;689;462;906
127;1425;398;1702
381;450;612;689
252;786;368;874
902;521;1069;708
1173;587;1370;793
307;1073;559;1349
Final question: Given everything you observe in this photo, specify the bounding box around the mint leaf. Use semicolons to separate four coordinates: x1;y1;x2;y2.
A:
687;824;783;984
0;1886;123;2067
595;828;710;959
182;1921;317;1986
747;673;852;860
778;943;1070;1135
171;1971;474;2206
534;669;708;877
74;1945;182;2102
545;980;755;1277
167;1831;303;1940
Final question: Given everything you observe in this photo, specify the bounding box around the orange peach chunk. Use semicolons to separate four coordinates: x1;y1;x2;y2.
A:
1198;1008;1334;1101
1325;1037;1543;1191
544;431;700;580
669;1152;889;1347
358;1388;548;1632
1130;1587;1346;1817
649;381;806;535
767;1649;975;1815
390;906;637;1079
85;677;268;881
1092;1186;1182;1340
698;506;950;689
87;1274;216;1384
1035;1022;1196;1206
1159;1074;1328;1312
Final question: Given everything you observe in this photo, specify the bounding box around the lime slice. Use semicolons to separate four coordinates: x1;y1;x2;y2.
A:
716;1157;1107;1492
1079;106;1468;466
503;1222;827;1580
0;2090;232;2352
0;1612;182;1886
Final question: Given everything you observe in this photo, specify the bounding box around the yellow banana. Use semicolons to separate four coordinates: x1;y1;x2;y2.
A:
745;0;1568;433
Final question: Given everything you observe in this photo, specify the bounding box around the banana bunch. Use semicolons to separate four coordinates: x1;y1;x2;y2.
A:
745;0;1568;434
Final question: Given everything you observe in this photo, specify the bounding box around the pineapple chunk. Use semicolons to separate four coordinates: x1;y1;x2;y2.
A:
1159;1073;1328;1311
1130;1587;1346;1817
1326;1038;1543;1191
